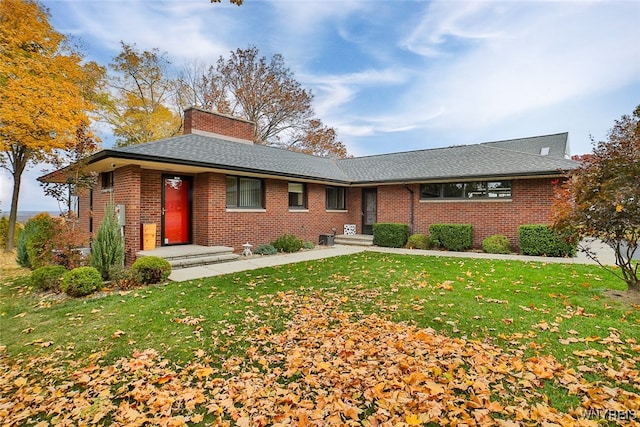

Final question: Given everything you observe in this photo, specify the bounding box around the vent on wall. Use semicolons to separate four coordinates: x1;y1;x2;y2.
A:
540;147;550;156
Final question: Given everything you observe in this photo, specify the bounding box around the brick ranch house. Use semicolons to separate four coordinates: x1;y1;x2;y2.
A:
40;107;579;265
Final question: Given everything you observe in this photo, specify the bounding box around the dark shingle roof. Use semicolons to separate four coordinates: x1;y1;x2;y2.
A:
337;133;577;183
113;133;350;182
97;132;578;184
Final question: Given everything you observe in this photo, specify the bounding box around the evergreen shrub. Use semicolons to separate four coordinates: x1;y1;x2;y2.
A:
272;233;304;253
518;225;577;257
482;234;512;254
406;233;430;250
61;266;102;297
429;224;473;251
31;265;67;292
131;256;171;285
90;201;124;280
373;223;409;248
254;244;278;255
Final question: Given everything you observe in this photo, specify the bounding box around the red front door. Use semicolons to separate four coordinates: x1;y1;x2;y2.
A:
162;175;191;245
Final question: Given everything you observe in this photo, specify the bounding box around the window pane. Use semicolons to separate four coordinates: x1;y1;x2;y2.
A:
488;181;511;198
239;178;261;207
465;182;487;198
442;183;465;198
326;186;345;209
288;182;305;208
420;183;441;199
225;176;237;207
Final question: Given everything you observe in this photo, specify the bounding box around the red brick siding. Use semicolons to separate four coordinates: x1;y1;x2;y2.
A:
76;169;557;261
195;176;355;249
78;166;142;265
140;170;162;248
183;107;254;141
378;179;556;249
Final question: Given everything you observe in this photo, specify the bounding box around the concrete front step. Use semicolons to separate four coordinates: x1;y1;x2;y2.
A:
334;234;374;246
169;253;239;269
136;245;239;269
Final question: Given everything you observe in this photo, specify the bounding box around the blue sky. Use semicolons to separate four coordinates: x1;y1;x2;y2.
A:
2;0;639;213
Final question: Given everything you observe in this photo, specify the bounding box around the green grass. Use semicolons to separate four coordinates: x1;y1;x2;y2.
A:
2;252;637;363
1;252;638;420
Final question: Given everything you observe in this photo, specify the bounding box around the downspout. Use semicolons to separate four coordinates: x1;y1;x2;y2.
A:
403;183;414;235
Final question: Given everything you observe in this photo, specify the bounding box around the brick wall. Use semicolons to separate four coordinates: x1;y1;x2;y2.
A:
378;179;556;249
77;169;557;262
194;175;355;249
183;107;255;141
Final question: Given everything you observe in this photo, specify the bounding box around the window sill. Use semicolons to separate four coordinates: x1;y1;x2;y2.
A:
288;208;309;213
419;198;512;203
226;208;267;213
325;209;348;213
101;188;113;193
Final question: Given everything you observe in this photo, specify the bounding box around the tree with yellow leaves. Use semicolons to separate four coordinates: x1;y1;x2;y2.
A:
0;0;98;251
99;42;182;147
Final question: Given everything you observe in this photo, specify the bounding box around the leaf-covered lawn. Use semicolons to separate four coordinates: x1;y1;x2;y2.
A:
1;252;639;426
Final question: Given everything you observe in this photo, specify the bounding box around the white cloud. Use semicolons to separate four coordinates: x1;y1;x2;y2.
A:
393;1;640;134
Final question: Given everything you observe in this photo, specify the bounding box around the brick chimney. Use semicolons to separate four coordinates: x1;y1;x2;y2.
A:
183;107;255;143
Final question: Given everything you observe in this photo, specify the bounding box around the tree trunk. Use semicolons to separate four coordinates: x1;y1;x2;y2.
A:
5;156;26;252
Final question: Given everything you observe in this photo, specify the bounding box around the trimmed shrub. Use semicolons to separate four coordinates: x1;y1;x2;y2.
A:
518;225;577;257
131;256;171;285
31;265;67;292
302;241;315;250
91;201;124;280
254;244;278;255
482;234;512;254
60;266;102;297
0;216;22;248
373;223;409;248
272;233;304;253
406;233;430;250
429;224;473;251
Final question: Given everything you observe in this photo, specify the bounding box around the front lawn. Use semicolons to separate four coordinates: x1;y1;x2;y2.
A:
1;252;638;425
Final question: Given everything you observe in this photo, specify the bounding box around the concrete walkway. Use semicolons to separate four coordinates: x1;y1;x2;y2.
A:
169;240;617;282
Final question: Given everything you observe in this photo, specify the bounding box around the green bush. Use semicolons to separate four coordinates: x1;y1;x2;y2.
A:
60;266;102;297
373;223;409;248
429;224;473;251
0;216;22;248
16;229;29;268
21;213;60;269
518;225;577;257
108;265;138;290
90;201;124;280
272;233;304;253
482;234;512;254
406;233;430;250
131;256;171;285
30;265;67;292
302;241;315;250
254;244;278;255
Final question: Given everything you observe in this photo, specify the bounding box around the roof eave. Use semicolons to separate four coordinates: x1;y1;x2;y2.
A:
349;169;573;186
40;150;352;185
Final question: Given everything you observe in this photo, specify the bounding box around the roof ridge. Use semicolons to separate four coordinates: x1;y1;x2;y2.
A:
479;131;568;147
